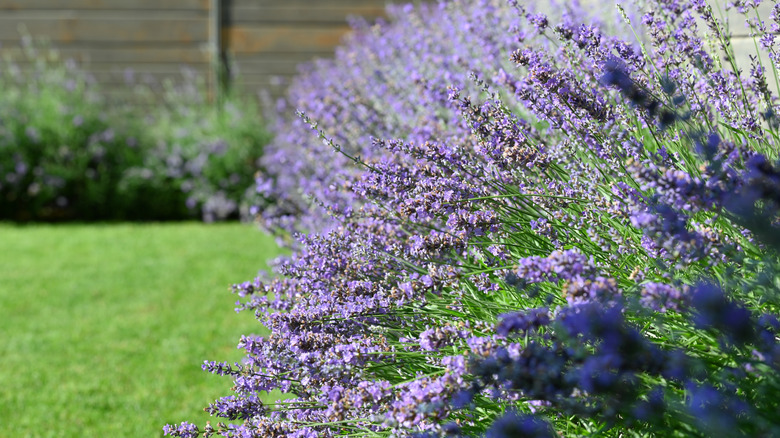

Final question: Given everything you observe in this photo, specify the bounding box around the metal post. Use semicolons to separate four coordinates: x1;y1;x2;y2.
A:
209;0;222;106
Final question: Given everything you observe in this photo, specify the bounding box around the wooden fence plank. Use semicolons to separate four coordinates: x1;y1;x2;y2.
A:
229;0;388;7
0;10;206;19
5;63;208;80
0;17;208;43
4;61;209;73
230;53;331;75
232;59;314;76
0;46;208;64
223;25;352;54
220;1;390;99
0;0;208;10
233;75;296;91
227;5;386;25
231;52;334;63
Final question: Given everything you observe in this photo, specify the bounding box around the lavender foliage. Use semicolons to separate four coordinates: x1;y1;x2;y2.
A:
169;0;780;436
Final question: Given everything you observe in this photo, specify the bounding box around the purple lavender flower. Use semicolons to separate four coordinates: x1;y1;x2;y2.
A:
484;410;554;438
163;422;199;438
686;383;752;436
496;308;550;336
640;282;688;312
690;283;758;346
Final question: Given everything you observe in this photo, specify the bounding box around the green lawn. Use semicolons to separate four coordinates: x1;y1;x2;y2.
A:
0;222;282;437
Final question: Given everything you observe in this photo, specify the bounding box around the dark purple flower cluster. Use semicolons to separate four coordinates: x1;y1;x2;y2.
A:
167;0;780;436
496;307;550;337
484;410;555;438
722;154;780;247
690;282;779;353
458;303;691;428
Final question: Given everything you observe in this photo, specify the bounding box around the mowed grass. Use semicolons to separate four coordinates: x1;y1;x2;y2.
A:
0;222;282;437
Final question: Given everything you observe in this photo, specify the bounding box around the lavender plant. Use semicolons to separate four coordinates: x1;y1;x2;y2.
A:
0;40;269;222
168;0;780;436
0;40;144;220
122;71;270;222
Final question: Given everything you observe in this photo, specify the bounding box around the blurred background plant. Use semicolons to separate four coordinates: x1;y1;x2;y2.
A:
0;37;269;222
0;37;142;221
120;68;270;222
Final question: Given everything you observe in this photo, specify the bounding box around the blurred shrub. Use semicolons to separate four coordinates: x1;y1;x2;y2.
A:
121;71;270;222
0;41;269;222
0;43;144;220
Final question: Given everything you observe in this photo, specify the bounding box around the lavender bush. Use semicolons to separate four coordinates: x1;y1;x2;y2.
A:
122;71;270;222
0;41;268;221
168;0;780;436
0;41;144;220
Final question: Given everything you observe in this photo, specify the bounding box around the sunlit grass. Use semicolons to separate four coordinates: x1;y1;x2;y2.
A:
0;222;281;437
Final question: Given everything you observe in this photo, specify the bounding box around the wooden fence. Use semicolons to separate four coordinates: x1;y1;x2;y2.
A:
0;1;773;103
224;0;388;99
0;1;211;101
0;0;392;102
